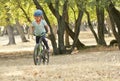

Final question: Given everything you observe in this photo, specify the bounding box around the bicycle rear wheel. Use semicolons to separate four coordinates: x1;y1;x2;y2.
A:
43;50;49;65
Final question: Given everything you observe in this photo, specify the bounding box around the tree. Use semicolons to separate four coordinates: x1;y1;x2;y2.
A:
106;0;120;49
85;9;99;44
47;0;85;53
47;0;67;54
10;0;29;42
96;0;106;46
5;6;16;45
15;0;32;23
15;18;28;42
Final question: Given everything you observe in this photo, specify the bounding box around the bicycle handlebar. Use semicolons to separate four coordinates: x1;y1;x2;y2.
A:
33;32;46;37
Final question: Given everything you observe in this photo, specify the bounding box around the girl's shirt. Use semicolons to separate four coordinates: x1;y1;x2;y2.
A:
32;20;47;36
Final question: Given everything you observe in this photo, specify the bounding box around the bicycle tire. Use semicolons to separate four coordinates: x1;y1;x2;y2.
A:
43;50;49;65
33;44;42;65
33;45;39;65
33;44;45;65
33;36;49;65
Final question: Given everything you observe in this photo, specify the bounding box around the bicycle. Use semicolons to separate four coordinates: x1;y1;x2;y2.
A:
33;33;49;65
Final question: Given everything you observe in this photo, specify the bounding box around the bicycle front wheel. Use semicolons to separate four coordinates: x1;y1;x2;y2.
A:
33;44;44;65
33;45;40;65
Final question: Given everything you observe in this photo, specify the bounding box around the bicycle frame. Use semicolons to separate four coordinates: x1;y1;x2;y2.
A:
33;35;49;65
38;36;45;56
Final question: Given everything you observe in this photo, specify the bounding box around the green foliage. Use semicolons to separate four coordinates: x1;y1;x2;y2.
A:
44;0;51;4
0;0;36;26
43;4;57;25
0;0;120;26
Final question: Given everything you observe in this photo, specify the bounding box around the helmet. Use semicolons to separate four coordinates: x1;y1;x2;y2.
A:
34;9;43;16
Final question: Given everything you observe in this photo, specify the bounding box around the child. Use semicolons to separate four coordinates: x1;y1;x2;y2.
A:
31;9;49;51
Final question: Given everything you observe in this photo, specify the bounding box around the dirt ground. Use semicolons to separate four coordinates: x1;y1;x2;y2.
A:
0;51;120;81
0;31;120;81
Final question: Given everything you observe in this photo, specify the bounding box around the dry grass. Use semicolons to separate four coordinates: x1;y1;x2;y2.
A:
0;31;120;81
0;51;120;81
79;46;119;53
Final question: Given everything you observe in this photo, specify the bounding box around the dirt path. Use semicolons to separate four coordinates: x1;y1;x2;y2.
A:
0;51;120;81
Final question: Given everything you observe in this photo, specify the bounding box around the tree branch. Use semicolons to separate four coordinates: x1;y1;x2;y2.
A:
47;1;60;19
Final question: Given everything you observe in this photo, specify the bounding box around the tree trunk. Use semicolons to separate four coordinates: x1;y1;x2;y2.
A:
96;0;106;45
65;31;70;46
57;17;66;54
107;10;120;49
33;0;59;54
6;25;16;45
107;1;120;49
85;9;99;44
15;18;28;42
65;22;85;49
64;6;70;47
70;10;84;52
108;2;120;35
56;0;69;54
47;0;67;54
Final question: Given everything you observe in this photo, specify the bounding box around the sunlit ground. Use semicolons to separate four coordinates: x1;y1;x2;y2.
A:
0;31;119;81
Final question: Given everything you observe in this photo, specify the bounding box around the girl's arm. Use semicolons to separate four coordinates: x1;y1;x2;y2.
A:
44;25;49;33
44;25;51;34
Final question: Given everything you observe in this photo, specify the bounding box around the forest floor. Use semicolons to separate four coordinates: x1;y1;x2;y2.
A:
0;30;119;81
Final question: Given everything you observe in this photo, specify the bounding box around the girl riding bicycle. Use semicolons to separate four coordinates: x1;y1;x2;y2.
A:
31;9;50;52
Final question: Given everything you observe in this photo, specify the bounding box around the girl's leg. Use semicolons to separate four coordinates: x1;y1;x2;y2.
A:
36;36;40;44
42;36;49;50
